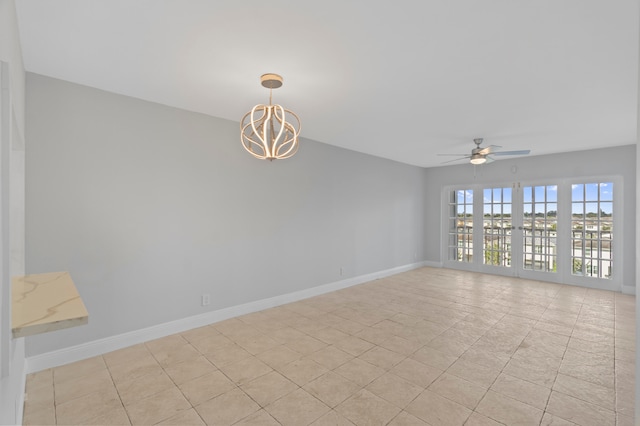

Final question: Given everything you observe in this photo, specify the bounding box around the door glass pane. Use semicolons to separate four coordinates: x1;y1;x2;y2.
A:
522;185;557;273
571;182;613;279
483;187;511;267
448;189;473;262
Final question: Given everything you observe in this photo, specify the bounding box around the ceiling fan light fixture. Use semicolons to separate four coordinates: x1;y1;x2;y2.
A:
470;153;487;165
240;73;301;161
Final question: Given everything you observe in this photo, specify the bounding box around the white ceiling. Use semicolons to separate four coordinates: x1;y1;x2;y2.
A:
15;0;639;168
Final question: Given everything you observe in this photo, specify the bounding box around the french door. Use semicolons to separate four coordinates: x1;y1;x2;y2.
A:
443;179;620;290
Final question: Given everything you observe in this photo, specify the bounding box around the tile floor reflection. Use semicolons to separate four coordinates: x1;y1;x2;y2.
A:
22;267;636;425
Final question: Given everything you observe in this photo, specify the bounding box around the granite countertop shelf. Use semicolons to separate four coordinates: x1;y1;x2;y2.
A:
12;271;89;338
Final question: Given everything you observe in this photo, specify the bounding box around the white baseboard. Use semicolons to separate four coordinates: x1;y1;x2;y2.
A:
26;261;425;374
422;261;443;268
621;285;636;295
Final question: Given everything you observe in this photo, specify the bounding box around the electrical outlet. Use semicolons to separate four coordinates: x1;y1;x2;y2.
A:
201;294;210;306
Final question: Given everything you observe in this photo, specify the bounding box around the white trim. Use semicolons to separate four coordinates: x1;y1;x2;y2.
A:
422;260;442;268
26;261;425;374
622;285;636;295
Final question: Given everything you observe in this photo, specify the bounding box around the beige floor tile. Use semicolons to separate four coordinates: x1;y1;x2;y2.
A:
405;389;472;426
108;352;163;384
366;372;423;408
359;345;406;370
195;388;261;425
332;335;375;356
424;335;470;357
188;332;235;354
125;386;191;425
54;368;114;405
386;411;429;425
56;386;123;425
83;405;131;425
616;413;635;426
322;314;365;335
278;357;329;386
203;343;252;368
409;346;458;370
156;408;205;425
178;370;236;405
265;388;330;426
25;368;53;391
116;369;176;407
445;358;499;388
267;326;308;343
149;342;201;368
379;335;423;356
534;321;574;337
490;372;551;410
234;334;281;355
22;405;55;426
335;389;401;426
355;326;394;345
163;355;217;385
214;317;256;335
334;357;386;387
391;357;442;388
305;345;354;370
458;345;512;371
558;360;615;389
24;380;55;413
540;412;577;425
310;410;356;426
240;371;298;406
428;373;487;409
303;371;362;408
145;334;188;353
234;409;281;425
502;353;560;388
53;356;107;384
475;390;543;425
308;326;351;344
568;336;614;356
553;372;614;410
103;344;151;368
546;390;615;426
218;355;273;385
284;334;328;355
255;344;303;368
180;325;219;343
463;412;503;426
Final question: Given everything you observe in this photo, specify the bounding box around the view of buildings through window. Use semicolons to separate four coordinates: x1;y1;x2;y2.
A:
449;182;613;280
571;183;613;279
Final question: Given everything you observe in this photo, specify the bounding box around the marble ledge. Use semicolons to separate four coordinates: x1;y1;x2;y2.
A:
12;271;88;338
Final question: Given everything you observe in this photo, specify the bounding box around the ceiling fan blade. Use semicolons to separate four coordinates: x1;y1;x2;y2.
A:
437;153;468;156
440;156;471;164
478;145;501;155
492;149;531;156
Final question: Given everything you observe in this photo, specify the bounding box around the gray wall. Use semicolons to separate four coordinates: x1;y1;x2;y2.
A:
24;73;427;356
424;144;636;289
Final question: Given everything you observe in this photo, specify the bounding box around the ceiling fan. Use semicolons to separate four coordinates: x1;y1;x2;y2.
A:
438;138;531;165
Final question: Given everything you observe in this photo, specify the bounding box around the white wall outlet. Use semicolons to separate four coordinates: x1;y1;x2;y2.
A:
201;294;210;306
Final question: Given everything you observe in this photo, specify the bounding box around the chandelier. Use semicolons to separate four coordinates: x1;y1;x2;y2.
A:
240;73;301;160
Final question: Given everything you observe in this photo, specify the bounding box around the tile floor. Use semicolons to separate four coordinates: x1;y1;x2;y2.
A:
22;267;635;425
